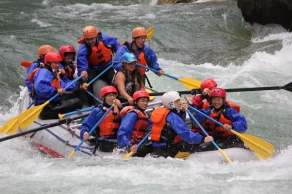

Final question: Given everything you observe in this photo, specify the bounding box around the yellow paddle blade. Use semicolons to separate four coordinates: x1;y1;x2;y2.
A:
68;151;76;158
146;27;154;41
231;130;275;160
0;117;19;134
178;78;201;90
145;88;155;101
218;148;232;163
174;151;191;160
18;102;48;129
121;151;134;159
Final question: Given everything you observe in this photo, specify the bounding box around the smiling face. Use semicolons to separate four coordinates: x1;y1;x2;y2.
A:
104;92;117;105
50;61;60;70
211;96;224;109
136;97;149;110
85;37;96;46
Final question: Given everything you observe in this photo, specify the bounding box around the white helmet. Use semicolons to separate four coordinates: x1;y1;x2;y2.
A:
161;91;180;109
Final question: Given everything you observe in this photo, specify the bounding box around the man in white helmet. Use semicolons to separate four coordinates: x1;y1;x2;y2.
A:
150;91;213;158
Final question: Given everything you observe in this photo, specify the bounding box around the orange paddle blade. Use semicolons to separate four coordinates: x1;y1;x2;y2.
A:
20;61;33;68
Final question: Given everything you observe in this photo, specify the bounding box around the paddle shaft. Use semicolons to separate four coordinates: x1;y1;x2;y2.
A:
86;90;103;104
186;109;232;163
68;106;114;157
87;64;113;86
49;75;84;103
137;131;152;147
148;83;292;96
0;113;90;142
136;64;177;80
188;105;229;128
60;106;94;118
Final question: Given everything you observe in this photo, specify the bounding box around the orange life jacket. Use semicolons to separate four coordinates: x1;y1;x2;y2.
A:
78;32;112;67
192;100;240;135
151;107;180;144
199;102;240;137
64;64;76;80
120;106;148;143
28;68;60;89
99;107;120;137
122;42;148;75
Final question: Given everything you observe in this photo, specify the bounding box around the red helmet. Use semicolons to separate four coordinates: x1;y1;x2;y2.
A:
209;88;226;100
44;52;62;64
200;79;217;91
58;45;76;60
100;86;117;99
133;90;150;101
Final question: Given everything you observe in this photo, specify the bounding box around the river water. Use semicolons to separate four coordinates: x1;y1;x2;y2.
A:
0;0;292;193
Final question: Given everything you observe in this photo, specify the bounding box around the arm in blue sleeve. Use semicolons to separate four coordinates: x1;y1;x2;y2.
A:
34;69;56;99
76;44;89;76
80;108;104;139
225;107;248;133
117;112;137;148
113;46;128;71
167;112;203;144
144;45;162;71
25;63;39;93
102;34;120;53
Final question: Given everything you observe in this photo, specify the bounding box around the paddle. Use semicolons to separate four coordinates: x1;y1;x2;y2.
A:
146;27;154;41
67;104;114;158
0;73;86;135
0;113;90;143
188;105;275;160
186;109;232;162
136;64;201;90
121;131;152;159
20;61;33;68
150;82;292;96
58;106;94;119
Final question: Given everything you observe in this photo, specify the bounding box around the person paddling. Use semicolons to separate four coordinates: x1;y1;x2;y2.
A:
192;88;247;151
25;45;54;96
112;52;144;105
77;25;120;106
150;91;213;158
80;86;122;152
117;90;152;157
113;27;164;86
30;52;84;119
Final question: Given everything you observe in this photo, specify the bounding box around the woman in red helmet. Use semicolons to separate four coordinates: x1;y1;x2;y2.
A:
113;27;164;85
193;88;247;151
31;52;83;119
80;86;122;153
184;78;217;109
117;90;152;157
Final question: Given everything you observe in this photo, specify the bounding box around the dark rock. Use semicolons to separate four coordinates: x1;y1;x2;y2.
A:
237;0;292;31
